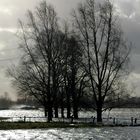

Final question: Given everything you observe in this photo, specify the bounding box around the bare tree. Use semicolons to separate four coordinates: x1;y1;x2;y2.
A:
8;0;86;121
58;32;86;119
66;36;86;119
73;0;130;122
8;60;49;115
9;1;61;122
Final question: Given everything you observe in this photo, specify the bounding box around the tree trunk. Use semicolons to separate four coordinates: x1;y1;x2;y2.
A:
60;90;64;118
44;106;47;117
61;106;64;118
66;88;71;118
48;105;53;122
72;91;78;119
73;104;78;119
67;103;71;118
54;106;58;118
67;94;71;118
97;108;102;123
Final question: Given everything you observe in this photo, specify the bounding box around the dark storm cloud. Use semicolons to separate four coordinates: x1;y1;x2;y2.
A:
0;0;139;97
117;2;140;81
0;0;84;99
114;0;140;95
121;18;140;54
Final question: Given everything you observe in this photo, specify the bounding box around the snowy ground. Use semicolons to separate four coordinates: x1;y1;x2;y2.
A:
0;108;139;139
0;108;139;125
0;127;139;140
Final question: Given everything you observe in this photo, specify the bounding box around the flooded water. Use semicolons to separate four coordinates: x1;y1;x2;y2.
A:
0;107;140;118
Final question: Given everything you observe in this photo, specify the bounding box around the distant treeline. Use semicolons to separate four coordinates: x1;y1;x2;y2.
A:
119;97;140;108
0;94;139;110
0;96;13;109
15;96;140;109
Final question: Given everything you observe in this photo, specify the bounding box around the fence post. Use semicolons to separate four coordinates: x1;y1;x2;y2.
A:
135;118;137;125
93;117;95;124
131;117;133;126
24;116;26;122
113;118;115;125
71;115;74;123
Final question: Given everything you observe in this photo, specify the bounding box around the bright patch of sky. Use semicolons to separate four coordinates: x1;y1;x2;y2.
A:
0;7;13;16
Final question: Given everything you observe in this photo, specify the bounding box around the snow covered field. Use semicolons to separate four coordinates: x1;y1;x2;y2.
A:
0;127;139;140
0;108;139;124
0;108;139;139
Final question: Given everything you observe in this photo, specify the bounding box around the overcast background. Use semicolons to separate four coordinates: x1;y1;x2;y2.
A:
0;0;139;100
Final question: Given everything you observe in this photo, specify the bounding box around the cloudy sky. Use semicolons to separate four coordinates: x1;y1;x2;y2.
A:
0;0;139;100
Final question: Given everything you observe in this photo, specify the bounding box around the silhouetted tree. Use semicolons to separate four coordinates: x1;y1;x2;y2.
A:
73;0;130;122
8;0;85;121
8;1;61;122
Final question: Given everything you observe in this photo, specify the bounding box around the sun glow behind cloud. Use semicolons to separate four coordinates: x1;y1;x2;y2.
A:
0;6;13;16
0;28;17;33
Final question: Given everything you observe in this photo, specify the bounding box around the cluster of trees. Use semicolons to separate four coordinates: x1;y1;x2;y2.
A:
0;92;13;109
8;0;130;123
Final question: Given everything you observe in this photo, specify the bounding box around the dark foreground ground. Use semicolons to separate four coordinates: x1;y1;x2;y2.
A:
0;122;139;130
0;122;96;130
